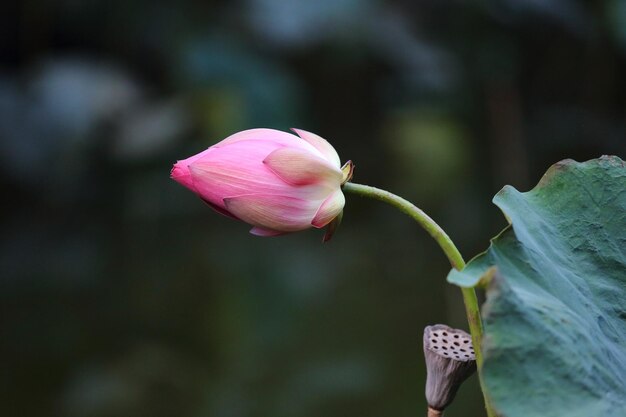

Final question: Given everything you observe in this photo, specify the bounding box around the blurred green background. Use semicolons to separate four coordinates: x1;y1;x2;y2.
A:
1;1;625;416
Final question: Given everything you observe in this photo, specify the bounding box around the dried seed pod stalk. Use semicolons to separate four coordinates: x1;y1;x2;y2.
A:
423;324;477;416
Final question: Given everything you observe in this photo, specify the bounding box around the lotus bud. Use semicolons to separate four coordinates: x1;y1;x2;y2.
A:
171;128;352;240
423;324;477;416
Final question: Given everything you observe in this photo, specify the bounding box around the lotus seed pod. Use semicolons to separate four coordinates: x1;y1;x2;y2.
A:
423;324;477;415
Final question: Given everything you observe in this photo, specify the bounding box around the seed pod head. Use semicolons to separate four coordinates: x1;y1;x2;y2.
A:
423;324;477;412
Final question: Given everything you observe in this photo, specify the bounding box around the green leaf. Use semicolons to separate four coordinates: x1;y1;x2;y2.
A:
447;156;626;417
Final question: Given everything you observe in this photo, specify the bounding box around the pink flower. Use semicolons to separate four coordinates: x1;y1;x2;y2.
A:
171;128;352;239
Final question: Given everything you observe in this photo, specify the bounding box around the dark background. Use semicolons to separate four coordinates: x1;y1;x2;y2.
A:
1;1;625;416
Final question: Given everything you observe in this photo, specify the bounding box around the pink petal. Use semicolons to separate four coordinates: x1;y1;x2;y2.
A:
216;128;290;146
311;189;345;228
188;142;330;209
215;128;323;157
200;198;239;220
170;146;215;190
291;128;341;167
223;194;319;232
249;226;284;237
170;161;196;191
263;147;342;187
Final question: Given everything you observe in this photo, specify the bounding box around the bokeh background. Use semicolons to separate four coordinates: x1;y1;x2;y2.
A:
2;1;625;416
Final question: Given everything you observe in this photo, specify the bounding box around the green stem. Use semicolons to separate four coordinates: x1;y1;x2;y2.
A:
342;182;495;417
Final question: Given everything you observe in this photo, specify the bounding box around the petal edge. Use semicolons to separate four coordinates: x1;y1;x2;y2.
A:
249;226;284;237
311;189;345;228
263;147;342;186
224;194;319;232
291;128;341;167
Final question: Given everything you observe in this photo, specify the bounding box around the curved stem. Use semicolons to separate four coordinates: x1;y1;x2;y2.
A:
342;182;495;417
343;183;463;269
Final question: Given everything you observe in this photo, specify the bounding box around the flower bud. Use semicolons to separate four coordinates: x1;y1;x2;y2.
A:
171;128;350;239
